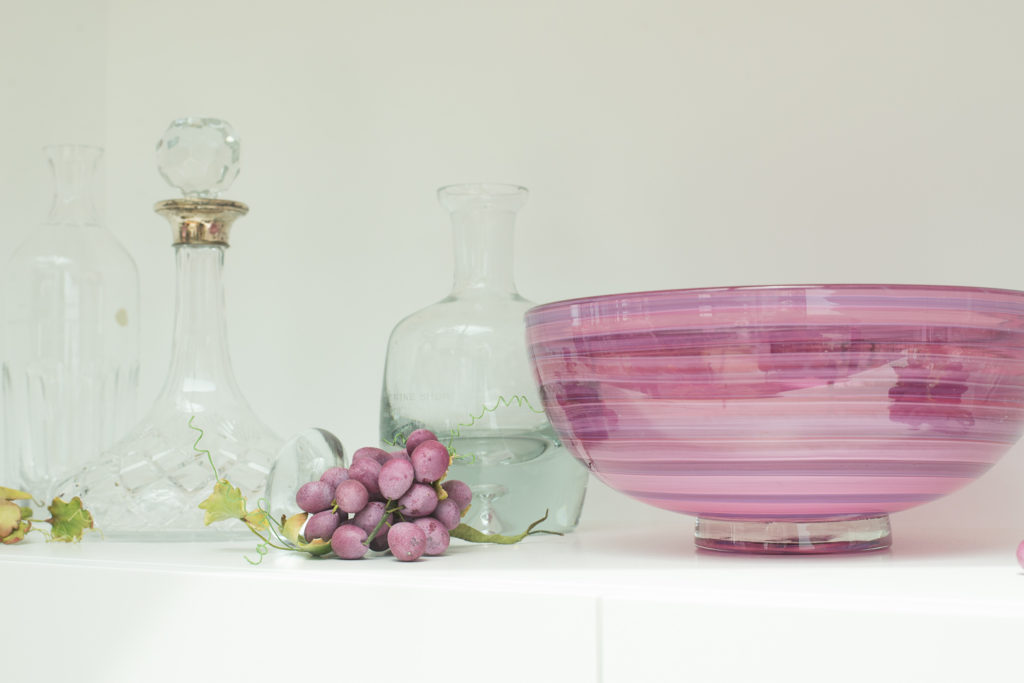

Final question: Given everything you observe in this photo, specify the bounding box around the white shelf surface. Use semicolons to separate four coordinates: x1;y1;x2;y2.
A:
3;508;1023;683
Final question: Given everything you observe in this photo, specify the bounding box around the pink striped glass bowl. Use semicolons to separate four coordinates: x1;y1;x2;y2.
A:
525;284;1024;554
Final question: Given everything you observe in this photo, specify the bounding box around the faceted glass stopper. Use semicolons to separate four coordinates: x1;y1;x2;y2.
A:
156;117;240;198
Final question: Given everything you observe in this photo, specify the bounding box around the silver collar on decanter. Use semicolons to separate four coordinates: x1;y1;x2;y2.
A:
154;198;248;246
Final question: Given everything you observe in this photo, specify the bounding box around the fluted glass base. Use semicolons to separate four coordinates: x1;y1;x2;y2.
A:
694;514;892;554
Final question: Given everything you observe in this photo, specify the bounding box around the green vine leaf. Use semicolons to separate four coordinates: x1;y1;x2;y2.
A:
450;510;562;545
198;479;248;525
46;497;95;542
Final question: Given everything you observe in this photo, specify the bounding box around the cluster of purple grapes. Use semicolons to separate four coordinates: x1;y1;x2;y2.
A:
294;429;471;561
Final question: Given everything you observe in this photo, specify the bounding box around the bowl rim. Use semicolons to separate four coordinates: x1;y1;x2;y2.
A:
526;283;1024;319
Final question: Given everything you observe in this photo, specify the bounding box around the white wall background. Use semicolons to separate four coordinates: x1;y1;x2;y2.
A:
3;0;1024;538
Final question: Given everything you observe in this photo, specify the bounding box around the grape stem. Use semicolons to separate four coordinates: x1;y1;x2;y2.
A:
362;500;403;547
450;510;562;544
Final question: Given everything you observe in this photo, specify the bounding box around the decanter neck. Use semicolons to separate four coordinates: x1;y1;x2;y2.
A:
157;245;243;404
45;145;103;226
442;184;528;299
449;211;519;297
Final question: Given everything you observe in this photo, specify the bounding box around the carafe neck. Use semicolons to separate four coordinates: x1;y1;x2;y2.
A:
45;145;103;226
450;210;519;297
441;184;528;299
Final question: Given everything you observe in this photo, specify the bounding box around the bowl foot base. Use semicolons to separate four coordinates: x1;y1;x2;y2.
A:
694;514;892;554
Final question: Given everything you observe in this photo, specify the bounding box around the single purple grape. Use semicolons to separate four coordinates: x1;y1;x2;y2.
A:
404;429;438;455
433;498;461;531
413;517;450;556
304;510;341;542
331;525;369;560
1018;540;1024;570
441;480;472;512
352;500;392;539
378;458;415;500
352;446;390;466
387;522;427;562
335;479;369;514
389;450;412;462
348;457;383;499
411;440;450;484
296;480;335;514
369;533;390;552
397;482;438;518
320;466;349;491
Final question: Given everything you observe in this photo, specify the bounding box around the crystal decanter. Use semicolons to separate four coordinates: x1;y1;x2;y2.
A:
55;118;281;539
380;183;589;535
2;146;139;495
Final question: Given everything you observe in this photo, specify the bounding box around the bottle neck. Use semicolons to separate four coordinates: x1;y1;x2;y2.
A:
158;245;243;403
46;145;102;226
449;208;519;298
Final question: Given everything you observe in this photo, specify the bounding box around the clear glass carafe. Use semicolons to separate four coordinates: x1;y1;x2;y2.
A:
2;145;139;495
55;119;280;539
380;183;588;534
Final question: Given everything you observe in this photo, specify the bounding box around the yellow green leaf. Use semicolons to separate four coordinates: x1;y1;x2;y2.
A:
198;479;247;526
46;497;94;542
296;538;332;556
278;512;332;556
1;519;30;544
281;512;308;545
0;486;32;501
243;508;270;532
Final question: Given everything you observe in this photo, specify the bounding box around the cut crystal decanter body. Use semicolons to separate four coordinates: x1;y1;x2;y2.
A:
380;183;588;535
2;145;139;495
55;119;280;539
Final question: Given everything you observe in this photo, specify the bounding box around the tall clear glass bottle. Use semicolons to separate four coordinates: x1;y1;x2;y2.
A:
56;118;280;539
380;183;588;534
2;145;139;495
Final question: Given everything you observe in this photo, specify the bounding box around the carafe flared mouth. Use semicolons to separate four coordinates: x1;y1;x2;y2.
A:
438;183;529;213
